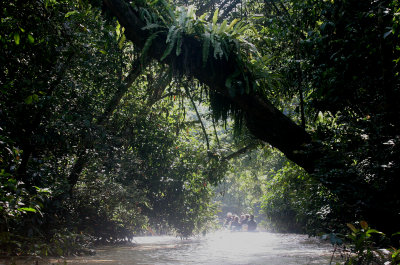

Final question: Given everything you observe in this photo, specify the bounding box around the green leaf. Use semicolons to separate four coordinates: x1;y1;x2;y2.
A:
212;8;219;25
160;0;175;20
161;28;179;61
118;34;126;49
166;25;176;43
366;229;384;235
221;39;229;60
34;186;51;193
178;6;187;27
149;0;159;6
65;10;78;17
142;31;161;58
161;42;173;61
199;12;207;21
227;18;239;31
116;22;121;37
218;20;228;34
27;34;35;44
25;95;33;104
18;207;37;213
176;33;183;56
202;32;211;67
213;41;223;59
8;178;17;185
25;94;39;104
14;33;20;45
141;23;162;30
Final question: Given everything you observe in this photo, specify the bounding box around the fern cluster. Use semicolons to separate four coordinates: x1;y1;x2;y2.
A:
137;1;259;67
130;0;273;129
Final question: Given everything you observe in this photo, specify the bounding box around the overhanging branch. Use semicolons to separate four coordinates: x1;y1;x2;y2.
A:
223;142;260;161
103;0;315;173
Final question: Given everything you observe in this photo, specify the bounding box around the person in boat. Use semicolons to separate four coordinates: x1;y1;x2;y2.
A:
247;214;257;231
240;214;249;231
241;214;249;226
224;212;233;227
231;216;242;231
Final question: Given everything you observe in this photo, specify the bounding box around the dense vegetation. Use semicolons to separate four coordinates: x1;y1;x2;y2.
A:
1;0;399;258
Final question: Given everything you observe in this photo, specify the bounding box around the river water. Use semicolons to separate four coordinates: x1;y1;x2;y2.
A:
58;231;337;265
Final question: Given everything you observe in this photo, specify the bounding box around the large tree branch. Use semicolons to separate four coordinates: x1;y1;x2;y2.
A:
103;0;316;173
222;142;259;161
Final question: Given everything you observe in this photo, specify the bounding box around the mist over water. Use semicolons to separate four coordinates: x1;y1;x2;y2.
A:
65;231;336;265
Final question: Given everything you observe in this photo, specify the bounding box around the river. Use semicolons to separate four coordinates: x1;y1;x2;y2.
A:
48;231;337;265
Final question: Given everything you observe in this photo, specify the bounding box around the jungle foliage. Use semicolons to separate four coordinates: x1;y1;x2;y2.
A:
0;0;222;255
212;0;399;240
1;0;400;257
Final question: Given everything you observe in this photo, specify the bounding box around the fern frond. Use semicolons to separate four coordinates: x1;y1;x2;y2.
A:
176;32;183;56
202;32;211;67
231;21;246;37
177;6;187;27
149;0;158;6
199;12;207;22
118;33;126;49
142;31;162;57
166;25;176;43
164;0;175;21
218;20;227;34
213;41;223;59
221;39;229;61
140;8;153;24
235;23;249;35
212;8;219;25
161;40;175;61
227;18;239;31
187;5;196;20
161;28;180;61
141;23;163;30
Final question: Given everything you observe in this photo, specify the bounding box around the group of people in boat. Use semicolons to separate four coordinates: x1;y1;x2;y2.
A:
224;212;257;232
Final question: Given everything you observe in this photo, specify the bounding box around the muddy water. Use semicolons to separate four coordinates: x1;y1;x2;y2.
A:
58;231;336;265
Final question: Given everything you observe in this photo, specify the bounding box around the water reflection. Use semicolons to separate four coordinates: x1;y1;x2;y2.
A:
67;231;335;265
